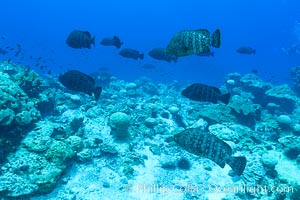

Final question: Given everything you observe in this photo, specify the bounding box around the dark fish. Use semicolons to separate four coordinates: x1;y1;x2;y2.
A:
66;30;95;49
0;48;8;55
5;46;14;51
197;51;214;57
59;70;102;100
119;48;144;60
166;29;221;57
100;36;123;49
14;44;22;57
251;69;258;74
236;46;256;54
174;128;246;176
181;83;230;104
148;48;178;63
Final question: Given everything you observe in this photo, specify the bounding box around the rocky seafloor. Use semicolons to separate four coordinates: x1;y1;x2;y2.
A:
0;61;300;200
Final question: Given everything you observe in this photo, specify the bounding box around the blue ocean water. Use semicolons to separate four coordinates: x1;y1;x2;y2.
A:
2;1;300;199
0;0;299;86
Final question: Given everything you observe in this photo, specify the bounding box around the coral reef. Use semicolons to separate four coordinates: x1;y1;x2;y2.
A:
197;104;237;124
228;94;261;128
109;112;131;139
291;66;300;93
1;61;300;199
265;84;297;113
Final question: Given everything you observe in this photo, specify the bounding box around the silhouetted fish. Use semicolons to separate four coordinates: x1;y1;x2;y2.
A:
251;69;258;74
181;83;230;104
59;70;102;100
14;44;22;57
5;46;14;51
119;48;144;60
236;46;256;54
148;48;178;63
174;127;246;176
166;29;221;57
66;30;95;49
100;36;123;49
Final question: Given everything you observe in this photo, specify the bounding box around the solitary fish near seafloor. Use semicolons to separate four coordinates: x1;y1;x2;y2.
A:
166;29;221;57
181;83;230;104
174;128;247;176
59;70;102;100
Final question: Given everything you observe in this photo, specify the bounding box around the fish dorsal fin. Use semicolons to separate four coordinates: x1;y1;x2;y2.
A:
194;29;210;37
113;36;120;41
82;31;91;37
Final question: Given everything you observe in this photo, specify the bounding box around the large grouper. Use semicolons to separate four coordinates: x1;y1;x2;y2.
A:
59;70;102;100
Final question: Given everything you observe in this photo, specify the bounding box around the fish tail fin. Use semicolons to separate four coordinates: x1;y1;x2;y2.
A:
116;43;122;49
94;86;102;100
211;29;221;48
117;42;123;49
219;93;230;104
139;53;144;59
227;156;247;176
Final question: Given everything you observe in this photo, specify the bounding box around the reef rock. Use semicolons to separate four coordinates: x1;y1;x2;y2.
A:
228;95;261;128
208;123;248;143
239;74;272;102
265;84;297;113
278;136;300;159
109;112;130;139
198;104;237;125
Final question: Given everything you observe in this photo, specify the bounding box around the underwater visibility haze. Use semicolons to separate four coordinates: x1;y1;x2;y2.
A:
0;0;300;199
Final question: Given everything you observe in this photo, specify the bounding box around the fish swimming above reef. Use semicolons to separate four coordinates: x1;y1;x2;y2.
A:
14;44;22;57
166;29;221;57
119;48;144;60
59;70;102;100
236;46;256;54
181;83;230;104
174;128;247;176
100;36;123;49
66;30;95;49
148;48;178;63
